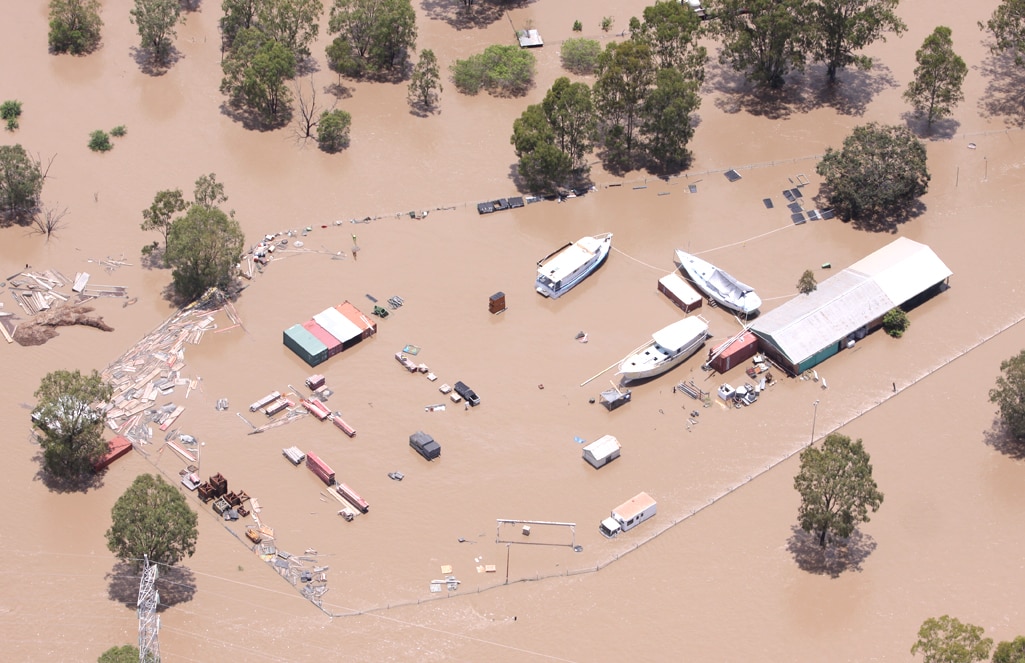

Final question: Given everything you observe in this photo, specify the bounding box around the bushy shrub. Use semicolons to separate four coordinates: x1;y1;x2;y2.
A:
572;20;582;32
110;125;126;137
560;38;601;75
451;45;535;97
88;129;112;152
317;109;352;153
1;100;21;131
882;308;909;338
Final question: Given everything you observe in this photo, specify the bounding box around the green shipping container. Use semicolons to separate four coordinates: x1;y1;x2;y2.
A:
283;323;328;367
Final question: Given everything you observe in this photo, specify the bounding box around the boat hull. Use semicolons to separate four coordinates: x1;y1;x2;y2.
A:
536;233;613;299
675;250;761;315
618;317;709;383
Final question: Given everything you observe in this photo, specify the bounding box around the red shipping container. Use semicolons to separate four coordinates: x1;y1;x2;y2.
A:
302;319;343;357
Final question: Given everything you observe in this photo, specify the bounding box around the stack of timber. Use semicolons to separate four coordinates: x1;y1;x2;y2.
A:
301;398;331;421
283;446;306;465
100;288;235;443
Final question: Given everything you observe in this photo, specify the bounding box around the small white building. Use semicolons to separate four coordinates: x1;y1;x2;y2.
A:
582;434;621;469
517;29;543;48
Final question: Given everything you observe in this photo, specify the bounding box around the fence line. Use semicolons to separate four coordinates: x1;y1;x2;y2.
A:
311;307;1025;619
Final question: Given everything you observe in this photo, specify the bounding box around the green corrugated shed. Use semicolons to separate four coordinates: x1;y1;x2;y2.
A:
283;323;328;367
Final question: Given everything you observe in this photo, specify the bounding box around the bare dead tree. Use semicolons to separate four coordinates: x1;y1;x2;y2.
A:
293;76;320;146
34;204;70;241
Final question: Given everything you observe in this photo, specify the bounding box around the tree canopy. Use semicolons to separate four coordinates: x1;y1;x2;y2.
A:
980;0;1025;65
451;44;536;96
705;0;811;88
989;349;1025;441
794;433;883;547
511;104;574;196
130;0;183;66
220;27;297;123
993;636;1025;663
806;0;907;82
903;26;968;127
48;0;104;55
256;0;323;60
638;66;700;172
141;188;187;249
165;203;245;301
326;0;417;77
31;369;112;480
815;122;929;221
628;0;706;82
0;144;45;224
911;616;993;663
560;38;601;75
593;40;656;164
97;645;140;663
316;108;352;152
408;49;442;110
797;269;818;294
105;473;199;570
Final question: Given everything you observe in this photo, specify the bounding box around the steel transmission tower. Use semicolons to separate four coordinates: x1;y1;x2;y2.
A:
137;555;161;663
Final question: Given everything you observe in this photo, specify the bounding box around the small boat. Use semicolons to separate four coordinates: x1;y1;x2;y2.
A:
675;249;761;315
245;527;263;544
618;316;709;383
536;233;613;298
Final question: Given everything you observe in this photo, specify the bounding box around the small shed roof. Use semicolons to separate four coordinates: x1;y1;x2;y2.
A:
517;29;543;48
659;272;702;306
583;434;621;460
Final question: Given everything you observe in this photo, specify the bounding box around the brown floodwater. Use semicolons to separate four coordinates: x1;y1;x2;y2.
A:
2;0;1025;660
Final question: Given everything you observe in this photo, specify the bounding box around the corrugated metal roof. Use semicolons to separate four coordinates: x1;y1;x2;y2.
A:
313;307;362;343
751;238;951;365
847;236;952;305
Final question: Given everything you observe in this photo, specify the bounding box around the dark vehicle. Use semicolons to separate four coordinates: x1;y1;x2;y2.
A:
409;431;441;460
454;381;480;406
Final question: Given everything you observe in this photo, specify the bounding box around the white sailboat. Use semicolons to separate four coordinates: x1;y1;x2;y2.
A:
675;249;761;315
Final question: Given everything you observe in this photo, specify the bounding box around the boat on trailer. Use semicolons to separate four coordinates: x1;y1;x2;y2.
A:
535;233;613;299
618;316;709;383
675;249;761;315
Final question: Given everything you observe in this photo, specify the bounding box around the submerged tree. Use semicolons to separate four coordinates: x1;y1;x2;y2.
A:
316;108;352;152
903;26;968;127
989;349;1025;441
31;369;112;480
220;27;297;123
106;473;199;570
794;433;883;547
141;188;187;249
980;0;1025;65
992;636;1025;663
256;0;323;60
407;49;442;110
911;616;993;663
705;0;811;88
638;67;700;172
628;0;706;82
797;269;818;294
511;104;574;196
326;0;417;77
165;204;245;301
593;40;656;163
816;122;929;221
130;0;183;66
48;0;104;55
0;144;45;223
807;0;907;82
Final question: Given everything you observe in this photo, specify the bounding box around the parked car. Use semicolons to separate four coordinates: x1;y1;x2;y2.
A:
453;381;480;406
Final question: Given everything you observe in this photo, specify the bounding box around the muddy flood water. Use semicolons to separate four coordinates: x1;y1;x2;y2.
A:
2;0;1025;661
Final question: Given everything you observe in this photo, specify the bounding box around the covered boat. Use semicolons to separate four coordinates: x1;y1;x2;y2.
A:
618;316;709;383
536;233;613;298
675;250;761;315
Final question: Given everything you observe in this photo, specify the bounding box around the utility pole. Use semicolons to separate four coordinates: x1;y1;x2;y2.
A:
504;544;511;585
138;555;160;663
811;400;820;445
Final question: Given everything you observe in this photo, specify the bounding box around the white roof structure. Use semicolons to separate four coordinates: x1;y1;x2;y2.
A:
583;435;621;461
313;307;362;343
751;237;951;366
538;235;604;282
652;317;709;353
517;29;543;48
658;272;702;307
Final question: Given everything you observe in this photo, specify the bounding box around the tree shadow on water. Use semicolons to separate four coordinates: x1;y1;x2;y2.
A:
107;561;197;611
420;0;537;31
786;526;877;578
983;421;1025;461
130;46;182;77
977;48;1025;129
29;447;106;494
812;62;899;117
